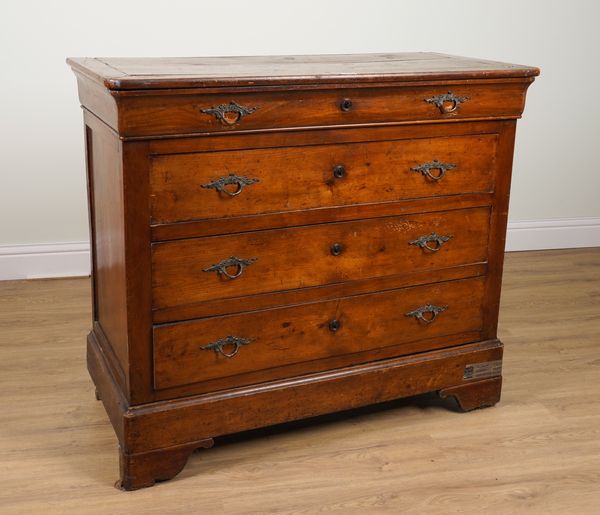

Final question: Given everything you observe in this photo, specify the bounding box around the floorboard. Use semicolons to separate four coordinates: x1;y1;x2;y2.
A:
1;249;599;514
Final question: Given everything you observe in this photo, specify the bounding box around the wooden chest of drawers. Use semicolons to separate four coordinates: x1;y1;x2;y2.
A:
68;53;538;490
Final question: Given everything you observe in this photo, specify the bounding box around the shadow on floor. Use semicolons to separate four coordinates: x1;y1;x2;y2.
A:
207;391;461;451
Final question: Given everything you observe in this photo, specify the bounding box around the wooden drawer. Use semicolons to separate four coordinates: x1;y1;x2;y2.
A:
120;82;528;137
152;207;490;309
153;276;485;390
150;134;497;224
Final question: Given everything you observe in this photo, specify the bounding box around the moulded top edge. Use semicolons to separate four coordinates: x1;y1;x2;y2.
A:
66;53;540;91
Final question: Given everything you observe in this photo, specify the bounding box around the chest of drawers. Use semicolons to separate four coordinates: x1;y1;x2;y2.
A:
68;53;538;490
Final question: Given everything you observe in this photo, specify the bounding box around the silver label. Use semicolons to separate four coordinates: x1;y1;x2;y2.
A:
463;360;502;380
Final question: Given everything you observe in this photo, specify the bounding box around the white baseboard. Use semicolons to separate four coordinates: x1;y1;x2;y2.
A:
505;217;600;251
0;242;91;280
0;218;599;280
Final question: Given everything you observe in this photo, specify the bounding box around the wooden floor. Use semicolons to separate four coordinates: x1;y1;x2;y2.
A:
1;248;599;514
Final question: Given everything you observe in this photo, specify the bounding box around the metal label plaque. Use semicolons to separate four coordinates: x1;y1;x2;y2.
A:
463;360;502;380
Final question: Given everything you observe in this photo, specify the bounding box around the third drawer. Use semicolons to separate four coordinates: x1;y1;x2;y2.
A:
152;206;490;310
153;275;486;390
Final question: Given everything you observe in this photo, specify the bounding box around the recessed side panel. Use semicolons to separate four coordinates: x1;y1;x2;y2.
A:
84;113;129;389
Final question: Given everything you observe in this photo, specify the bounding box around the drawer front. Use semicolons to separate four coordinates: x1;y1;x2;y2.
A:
151;134;497;224
122;83;528;137
152;207;490;309
153;276;485;389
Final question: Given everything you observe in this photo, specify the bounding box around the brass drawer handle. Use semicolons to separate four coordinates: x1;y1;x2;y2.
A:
411;160;456;181
203;256;257;279
425;91;469;114
409;233;452;252
405;304;447;324
201;335;253;358
201;173;259;197
200;101;258;126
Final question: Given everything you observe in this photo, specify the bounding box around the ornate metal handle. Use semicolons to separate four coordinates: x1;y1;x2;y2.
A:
411;160;456;181
200;101;258;126
405;304;448;324
201;173;259;196
425;92;469;114
409;233;452;252
203;256;257;279
201;335;253;358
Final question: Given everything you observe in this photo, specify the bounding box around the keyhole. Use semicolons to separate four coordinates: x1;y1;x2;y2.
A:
328;319;341;332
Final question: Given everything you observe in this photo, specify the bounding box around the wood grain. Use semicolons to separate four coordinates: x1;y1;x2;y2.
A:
152;262;487;325
68;53;537;139
66;53;539;90
84;117;128;391
152;207;490;310
123;340;503;454
145;119;504;242
112;82;531;138
150;133;497;224
1;248;598;512
153;276;486;390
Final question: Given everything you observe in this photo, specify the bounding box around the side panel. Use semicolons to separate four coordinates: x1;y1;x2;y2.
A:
84;112;129;392
481;120;518;339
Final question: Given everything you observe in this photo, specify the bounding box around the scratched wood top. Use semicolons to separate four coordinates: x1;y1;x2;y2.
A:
67;53;539;90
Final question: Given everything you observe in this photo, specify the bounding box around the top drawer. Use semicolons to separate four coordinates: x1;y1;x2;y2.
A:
119;82;529;137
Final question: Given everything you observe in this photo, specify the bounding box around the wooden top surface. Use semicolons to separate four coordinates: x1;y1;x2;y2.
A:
67;53;539;90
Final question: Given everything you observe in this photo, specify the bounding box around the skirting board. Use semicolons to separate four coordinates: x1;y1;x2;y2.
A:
0;242;90;280
1;218;599;280
505;217;600;252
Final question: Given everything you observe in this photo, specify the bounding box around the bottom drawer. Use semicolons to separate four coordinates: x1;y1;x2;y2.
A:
154;276;485;390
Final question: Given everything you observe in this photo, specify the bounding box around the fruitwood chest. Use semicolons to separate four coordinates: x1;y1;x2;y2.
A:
68;53;538;489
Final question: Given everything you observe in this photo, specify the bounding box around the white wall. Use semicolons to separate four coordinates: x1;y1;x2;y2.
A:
1;0;599;278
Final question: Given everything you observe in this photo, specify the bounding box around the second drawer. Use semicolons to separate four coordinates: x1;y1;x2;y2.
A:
150;133;498;224
152;207;490;309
